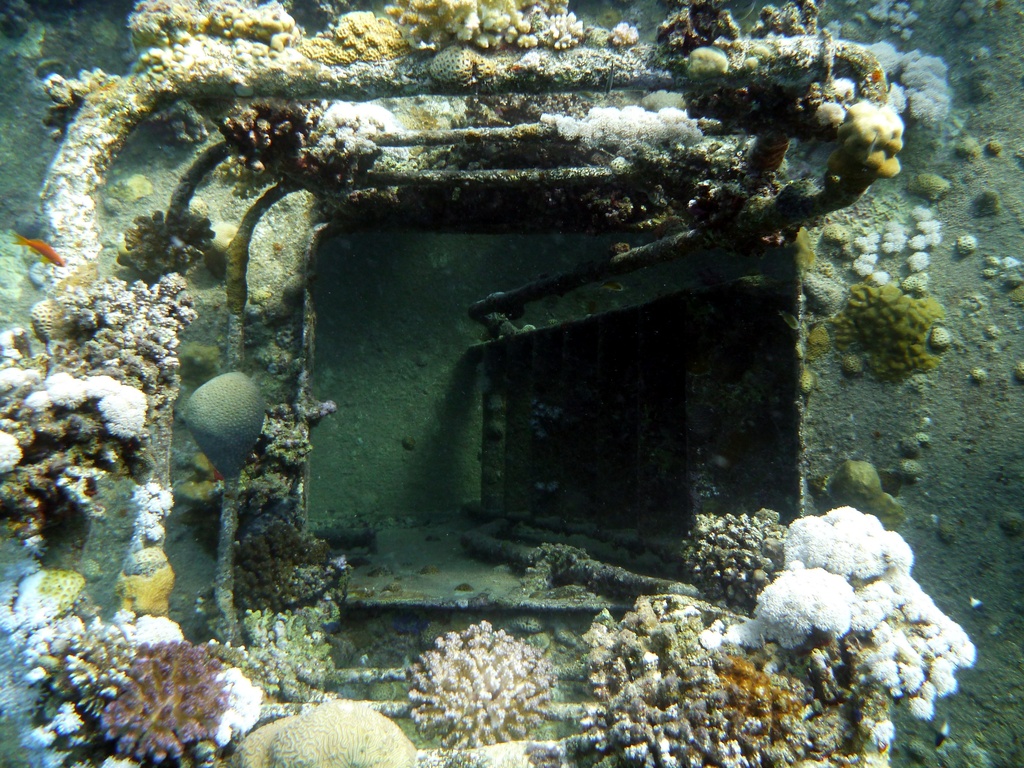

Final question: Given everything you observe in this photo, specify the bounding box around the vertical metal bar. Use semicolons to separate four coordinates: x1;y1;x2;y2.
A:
479;343;508;514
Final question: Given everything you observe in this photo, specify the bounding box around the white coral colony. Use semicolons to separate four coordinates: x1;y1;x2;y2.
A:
726;506;975;721
409;620;556;747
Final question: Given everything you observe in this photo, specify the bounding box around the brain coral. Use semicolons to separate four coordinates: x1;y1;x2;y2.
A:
100;641;229;763
409;620;555;747
184;371;266;477
832;282;944;381
428;45;496;87
237;699;417;768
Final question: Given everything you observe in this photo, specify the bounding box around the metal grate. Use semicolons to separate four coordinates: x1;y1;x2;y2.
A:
479;281;803;536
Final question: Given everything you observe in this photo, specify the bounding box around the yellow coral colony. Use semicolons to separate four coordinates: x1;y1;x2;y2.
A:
116;546;175;616
833;283;945;382
386;0;572;49
827;102;904;197
298;13;409;65
16;569;86;617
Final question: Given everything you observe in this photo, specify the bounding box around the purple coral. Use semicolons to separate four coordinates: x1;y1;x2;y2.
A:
409;620;555;747
100;641;229;763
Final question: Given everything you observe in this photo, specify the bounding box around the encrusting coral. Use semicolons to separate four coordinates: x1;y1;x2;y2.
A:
384;0;580;50
298;12;409;65
681;508;785;611
57;274;197;408
832;282;945;381
724;506;975;722
409;620;556;747
0;275;195;544
827;458;904;528
582;594;816;768
240;607;339;701
2;577;262;767
128;0;299;52
590;509;975;764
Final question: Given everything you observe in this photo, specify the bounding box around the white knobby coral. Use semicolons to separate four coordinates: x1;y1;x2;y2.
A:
725;506;975;720
0;430;21;473
214;667;264;746
542;106;703;157
129;481;175;549
609;22;639;47
727;565;854;649
27;372;149;440
783;506;913;580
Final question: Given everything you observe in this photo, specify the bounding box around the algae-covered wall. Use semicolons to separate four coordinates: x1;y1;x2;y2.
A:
798;2;1024;759
307;232;619;528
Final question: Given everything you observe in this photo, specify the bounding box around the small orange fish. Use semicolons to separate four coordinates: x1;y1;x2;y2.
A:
12;233;65;267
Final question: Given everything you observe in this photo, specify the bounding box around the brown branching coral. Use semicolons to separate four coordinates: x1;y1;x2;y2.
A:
583;594;819;768
751;0;819;36
119;208;214;281
234;520;343;612
657;0;740;58
99;641;229;763
219;100;318;175
238;401;333;518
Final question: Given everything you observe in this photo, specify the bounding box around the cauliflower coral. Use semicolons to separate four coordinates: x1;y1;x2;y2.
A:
409;620;555;747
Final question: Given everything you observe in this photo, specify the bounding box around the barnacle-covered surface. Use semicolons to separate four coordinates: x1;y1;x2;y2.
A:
0;276;194;544
581;594;858;768
680;509;786;611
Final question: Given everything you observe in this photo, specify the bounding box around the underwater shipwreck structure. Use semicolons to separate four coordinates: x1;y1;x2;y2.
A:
0;0;975;766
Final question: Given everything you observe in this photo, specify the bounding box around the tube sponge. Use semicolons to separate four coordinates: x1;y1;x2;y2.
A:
184;372;266;478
